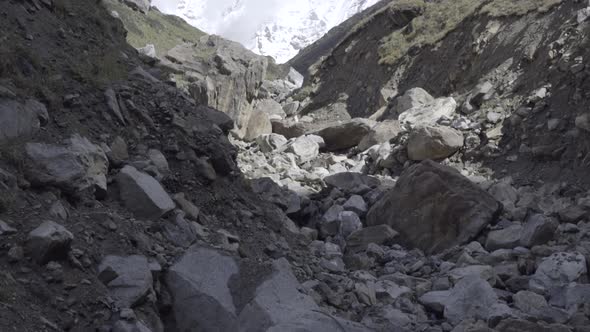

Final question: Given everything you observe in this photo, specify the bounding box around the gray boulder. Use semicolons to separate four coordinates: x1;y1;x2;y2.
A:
398;97;457;127
284;135;320;163
254;99;286;118
250;177;300;214
244;109;272;141
444;276;510;325
407;126;464;161
256;134;288;153
519;214;558;248
314;118;375;151
343;195;368;216
116;166;175;220
166;247;366;332
346;225;399;253
27;220;73;264
529;252;587;294
338;211;362;238
367;160;501;254
0;99;48;143
165;246;240;332
391;87;434;115
485;224;523;251
25;135;108;194
324;172;380;194
271;118;309;139
357;120;402;151
137;44;156;58
98;255;153;308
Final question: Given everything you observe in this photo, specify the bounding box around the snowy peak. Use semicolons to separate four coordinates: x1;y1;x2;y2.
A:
154;0;380;63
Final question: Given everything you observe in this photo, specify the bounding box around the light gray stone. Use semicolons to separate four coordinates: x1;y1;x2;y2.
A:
256;134;288;153
166;246;239;332
407;125;464;161
398;97;457;127
116;166;175;220
25;135;109;195
530;252;587;294
284;135;320;163
98;255;153;308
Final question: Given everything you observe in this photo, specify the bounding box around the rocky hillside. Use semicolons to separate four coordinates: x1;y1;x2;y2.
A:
3;0;590;332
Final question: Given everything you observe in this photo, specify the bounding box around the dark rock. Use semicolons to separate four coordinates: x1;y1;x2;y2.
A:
27;220;73;264
314;118;375;151
367;160;501;254
98;255;153;308
116;166;175;220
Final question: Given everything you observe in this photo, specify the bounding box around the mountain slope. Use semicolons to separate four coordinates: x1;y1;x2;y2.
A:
158;0;380;63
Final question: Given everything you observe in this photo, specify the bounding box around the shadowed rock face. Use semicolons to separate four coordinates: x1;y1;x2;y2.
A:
367;160;501;254
165;246;367;332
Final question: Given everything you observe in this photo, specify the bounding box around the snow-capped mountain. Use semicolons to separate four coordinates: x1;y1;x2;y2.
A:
154;0;380;63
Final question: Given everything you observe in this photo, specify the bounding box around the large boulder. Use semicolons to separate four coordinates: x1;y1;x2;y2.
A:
391;87;435;115
165;247;240;331
366;160;501;254
357;120;402;151
116;166;175;220
0;99;48;143
166;246;366;332
243;109;272;141
250;178;301;214
98;255;153;308
406;126;464;161
284;135;320;163
27;220;73;264
398;97;457;127
420;276;510;325
237;258;367;331
254;99;286;118
271;118;309;139
25;135;108;195
314;118;375;151
529;252;587;295
256;134;288;153
443;276;510;325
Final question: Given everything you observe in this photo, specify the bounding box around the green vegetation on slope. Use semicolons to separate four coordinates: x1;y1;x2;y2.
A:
103;0;206;57
379;0;485;65
481;0;563;17
378;0;564;65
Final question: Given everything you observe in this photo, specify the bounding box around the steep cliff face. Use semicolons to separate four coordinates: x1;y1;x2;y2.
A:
287;0;391;78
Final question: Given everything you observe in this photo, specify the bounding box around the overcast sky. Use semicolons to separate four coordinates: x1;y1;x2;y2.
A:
151;0;283;46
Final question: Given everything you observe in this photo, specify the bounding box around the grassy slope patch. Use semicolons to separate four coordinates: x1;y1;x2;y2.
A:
378;0;564;65
104;0;205;57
